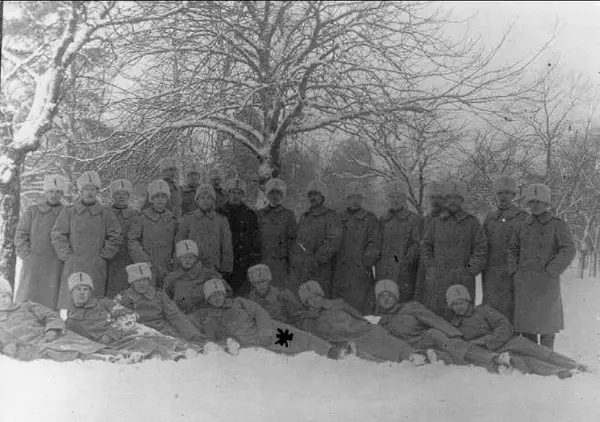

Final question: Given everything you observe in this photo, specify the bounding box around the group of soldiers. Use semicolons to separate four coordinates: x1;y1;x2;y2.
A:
11;158;576;357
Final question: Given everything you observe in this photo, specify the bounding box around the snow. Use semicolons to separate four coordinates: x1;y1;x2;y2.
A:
2;271;600;422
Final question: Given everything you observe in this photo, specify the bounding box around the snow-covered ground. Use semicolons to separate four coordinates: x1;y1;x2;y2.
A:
2;271;599;422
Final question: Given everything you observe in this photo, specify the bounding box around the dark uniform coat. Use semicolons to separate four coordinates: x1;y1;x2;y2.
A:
180;184;199;216
107;205;139;298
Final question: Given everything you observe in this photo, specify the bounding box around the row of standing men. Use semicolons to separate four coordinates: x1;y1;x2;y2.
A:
14;159;576;351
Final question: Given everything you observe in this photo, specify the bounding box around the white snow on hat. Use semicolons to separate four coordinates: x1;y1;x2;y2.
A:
159;157;179;171
195;183;216;200
385;180;408;197
493;176;517;193
345;181;366;198
147;179;171;199
43;175;68;192
443;180;467;199
67;272;94;291
109;179;133;196
374;279;399;301
306;180;328;200
248;264;272;283
126;263;152;284
0;276;13;296
184;163;202;176
525;183;551;204
264;178;287;198
446;284;472;307
175;240;199;258
225;177;247;195
204;278;226;299
297;280;325;305
76;171;101;191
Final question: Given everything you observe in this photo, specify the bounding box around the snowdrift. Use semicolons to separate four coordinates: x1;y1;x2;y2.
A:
2;271;599;422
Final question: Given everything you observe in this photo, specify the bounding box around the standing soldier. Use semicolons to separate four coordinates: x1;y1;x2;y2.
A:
257;178;297;288
159;157;182;218
180;163;202;216
332;182;381;314
106;179;139;298
289;180;342;297
507;184;576;350
482;176;527;321
128;179;178;290
420;180;487;320
207;167;228;213
376;180;421;304
51;171;122;309
14;174;68;310
175;183;233;278
221;177;262;295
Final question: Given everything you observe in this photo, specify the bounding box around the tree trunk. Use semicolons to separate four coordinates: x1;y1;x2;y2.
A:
0;149;23;287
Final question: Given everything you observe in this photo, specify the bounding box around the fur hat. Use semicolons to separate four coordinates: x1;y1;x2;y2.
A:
443;180;467;200
204;278;227;299
195;183;216;201
345;181;366;198
43;175;68;193
374;279;399;301
175;240;199;258
297;280;325;305
446;284;472;307
109;179;133;196
0;276;13;296
76;171;101;191
225;177;247;195
184;163;202;176
306;180;328;200
248;264;272;283
425;181;444;197
264;178;287;198
385;180;408;197
126;263;152;284
147;179;171;199
67;272;94;291
159;157;179;171
493;176;517;194
525;183;551;204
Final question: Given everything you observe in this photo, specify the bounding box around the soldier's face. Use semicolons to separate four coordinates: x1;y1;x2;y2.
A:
131;278;150;294
526;199;548;216
162;167;178;180
0;292;13;310
228;188;244;205
267;190;283;206
307;191;324;208
179;253;197;270
186;172;201;187
346;194;363;210
210;176;222;189
388;193;406;210
197;192;215;210
429;195;445;212
496;190;515;209
81;186;98;203
72;285;92;307
306;294;324;309
252;279;270;297
208;291;226;308
151;193;169;212
377;291;397;311
449;298;470;316
445;194;463;213
112;190;130;208
44;189;63;205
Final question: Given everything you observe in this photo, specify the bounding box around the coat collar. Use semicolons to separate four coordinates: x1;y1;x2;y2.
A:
525;211;553;225
382;207;411;221
192;208;217;219
142;207;174;222
264;204;286;215
440;209;469;222
490;205;523;221
37;203;63;214
125;286;157;302
304;205;331;217
112;205;138;218
181;184;198;193
72;297;99;309
74;201;104;215
341;208;369;221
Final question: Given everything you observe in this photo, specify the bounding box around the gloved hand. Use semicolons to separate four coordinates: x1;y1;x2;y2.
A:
409;352;427;367
44;330;61;342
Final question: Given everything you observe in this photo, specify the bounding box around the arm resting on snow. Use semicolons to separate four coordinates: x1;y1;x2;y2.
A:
14;207;33;258
477;306;513;351
239;298;273;331
28;302;65;333
99;209;122;260
315;212;343;264
51;208;73;260
407;302;463;338
545;221;577;278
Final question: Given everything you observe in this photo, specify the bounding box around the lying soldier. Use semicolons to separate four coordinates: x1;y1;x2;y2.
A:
246;264;305;327
115;263;208;345
446;284;588;378
197;278;340;358
65;271;203;361
375;279;511;372
0;276;108;362
296;280;436;366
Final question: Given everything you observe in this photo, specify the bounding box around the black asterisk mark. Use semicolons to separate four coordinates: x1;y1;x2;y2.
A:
274;328;294;347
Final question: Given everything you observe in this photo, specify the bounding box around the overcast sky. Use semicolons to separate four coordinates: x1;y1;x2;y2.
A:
443;1;600;84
